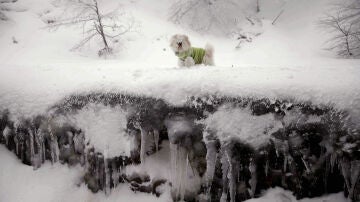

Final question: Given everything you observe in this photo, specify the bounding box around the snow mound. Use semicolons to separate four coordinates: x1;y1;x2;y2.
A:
202;106;282;148
56;103;130;158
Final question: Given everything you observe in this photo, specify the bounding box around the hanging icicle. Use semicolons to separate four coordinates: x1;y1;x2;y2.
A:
204;140;218;192
153;129;159;152
249;158;257;198
104;147;111;195
169;142;188;201
220;144;230;202
140;127;148;164
49;126;59;164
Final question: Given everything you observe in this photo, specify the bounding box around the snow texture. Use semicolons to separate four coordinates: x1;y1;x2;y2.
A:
56;103;130;158
202;106;282;148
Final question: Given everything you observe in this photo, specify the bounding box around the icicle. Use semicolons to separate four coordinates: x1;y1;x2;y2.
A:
104;146;111;195
249;158;257;198
2;126;10;146
226;150;236;202
49;127;59;164
153;129;159;152
220;146;230;202
340;159;351;194
324;156;330;193
330;152;337;172
74;131;85;154
350;160;360;198
84;148;89;171
29;130;35;167
282;140;289;173
169;142;188;201
32;129;43;168
95;153;101;187
67;131;73;148
205;140;218;200
41;138;45;163
184;153;190;200
14;135;19;155
122;156;125;167
265;159;269;177
283;155;287;172
111;160;120;188
140;127;148;164
301;157;311;174
37;130;46;163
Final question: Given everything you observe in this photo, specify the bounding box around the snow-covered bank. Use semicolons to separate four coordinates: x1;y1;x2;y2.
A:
1;63;359;120
0;0;359;121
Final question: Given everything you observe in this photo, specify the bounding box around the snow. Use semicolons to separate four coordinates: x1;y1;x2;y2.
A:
0;0;359;122
56;103;130;158
202;106;282;148
0;145;172;202
244;187;348;202
125;140;202;200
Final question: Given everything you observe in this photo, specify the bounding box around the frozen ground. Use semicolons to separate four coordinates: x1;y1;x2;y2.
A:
0;0;359;201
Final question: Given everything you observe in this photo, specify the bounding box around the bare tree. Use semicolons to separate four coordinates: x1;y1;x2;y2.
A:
49;0;135;57
319;0;360;57
169;0;259;36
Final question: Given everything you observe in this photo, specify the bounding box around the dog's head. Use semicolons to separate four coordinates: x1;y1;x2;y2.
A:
170;34;191;54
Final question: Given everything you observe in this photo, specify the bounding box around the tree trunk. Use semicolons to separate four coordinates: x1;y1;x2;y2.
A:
93;0;110;50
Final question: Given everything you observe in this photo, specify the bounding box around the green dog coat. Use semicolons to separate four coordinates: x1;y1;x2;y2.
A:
176;47;205;64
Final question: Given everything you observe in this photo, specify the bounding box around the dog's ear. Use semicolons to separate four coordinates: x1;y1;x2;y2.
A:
184;35;191;46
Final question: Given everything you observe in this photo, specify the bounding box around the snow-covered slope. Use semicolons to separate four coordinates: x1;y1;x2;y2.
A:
0;0;359;119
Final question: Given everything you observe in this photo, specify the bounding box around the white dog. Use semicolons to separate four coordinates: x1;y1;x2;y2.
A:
170;34;214;67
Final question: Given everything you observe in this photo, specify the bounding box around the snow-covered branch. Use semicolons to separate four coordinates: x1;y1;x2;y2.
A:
319;0;360;57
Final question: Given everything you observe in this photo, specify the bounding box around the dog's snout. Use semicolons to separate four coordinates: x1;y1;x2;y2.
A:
177;42;182;47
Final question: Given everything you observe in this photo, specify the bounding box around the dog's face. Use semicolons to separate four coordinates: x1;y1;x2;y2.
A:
170;34;191;53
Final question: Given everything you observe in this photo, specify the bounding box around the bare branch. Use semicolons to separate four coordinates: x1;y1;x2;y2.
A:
48;0;135;56
319;0;360;57
71;32;97;51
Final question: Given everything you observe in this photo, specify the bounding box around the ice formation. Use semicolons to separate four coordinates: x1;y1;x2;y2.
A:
0;94;359;201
